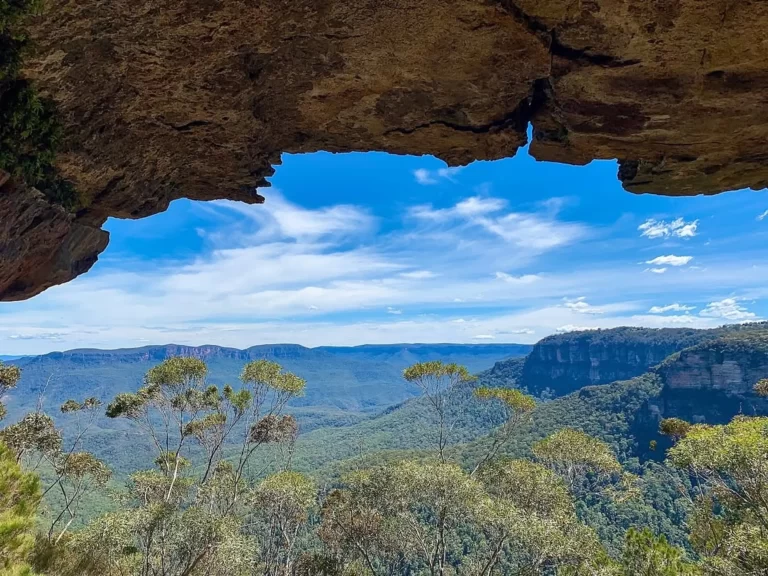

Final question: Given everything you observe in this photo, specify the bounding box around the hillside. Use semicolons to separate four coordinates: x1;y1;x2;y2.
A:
296;324;768;477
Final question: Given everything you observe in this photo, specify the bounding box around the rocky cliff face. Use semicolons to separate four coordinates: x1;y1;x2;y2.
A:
630;332;768;459
3;0;768;299
658;338;768;395
652;334;768;421
520;327;715;397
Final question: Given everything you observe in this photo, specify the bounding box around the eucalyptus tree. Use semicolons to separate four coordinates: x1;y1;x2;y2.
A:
55;356;306;576
0;360;22;422
470;387;535;476
665;415;768;575
252;471;316;575
320;460;488;576
0;362;110;544
532;428;624;494
403;362;476;462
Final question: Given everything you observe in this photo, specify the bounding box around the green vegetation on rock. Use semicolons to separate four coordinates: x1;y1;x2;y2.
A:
0;0;80;210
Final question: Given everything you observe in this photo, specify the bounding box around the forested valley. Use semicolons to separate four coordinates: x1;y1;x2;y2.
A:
3;323;768;575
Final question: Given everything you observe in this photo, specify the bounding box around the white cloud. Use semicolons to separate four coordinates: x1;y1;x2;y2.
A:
648;303;696;314
758;210;768;221
647;268;667;274
8;331;67;341
645;255;693;267
410;196;505;221
410;195;587;251
413;166;462;185
386;307;402;315
495;272;541;284
473;334;496;340
214;193;375;241
563;297;604;315
556;325;597;333
639;217;699;239
699;298;756;321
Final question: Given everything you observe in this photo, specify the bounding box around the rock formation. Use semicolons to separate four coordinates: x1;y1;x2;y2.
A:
520;327;715;397
0;171;108;301
3;0;768;299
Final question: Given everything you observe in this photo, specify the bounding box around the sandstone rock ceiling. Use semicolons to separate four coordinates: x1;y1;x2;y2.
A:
3;0;768;301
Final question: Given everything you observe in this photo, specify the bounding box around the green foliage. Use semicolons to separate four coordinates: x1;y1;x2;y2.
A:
145;356;207;388
241;359;307;395
474;386;535;412
0;440;41;576
0;361;22;422
533;428;622;484
402;361;475;385
667;416;768;574
619;528;700;576
0;0;80;210
659;417;692;441
321;458;608;575
754;378;768;397
0;412;62;463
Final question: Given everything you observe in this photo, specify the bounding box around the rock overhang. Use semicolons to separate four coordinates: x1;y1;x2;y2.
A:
3;0;767;300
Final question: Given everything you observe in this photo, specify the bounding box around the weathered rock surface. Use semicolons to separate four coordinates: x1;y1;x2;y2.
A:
639;332;768;446
0;172;108;301
658;335;768;396
520;327;715;397
4;0;768;299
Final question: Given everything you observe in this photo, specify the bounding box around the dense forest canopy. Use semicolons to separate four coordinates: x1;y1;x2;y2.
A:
2;323;768;574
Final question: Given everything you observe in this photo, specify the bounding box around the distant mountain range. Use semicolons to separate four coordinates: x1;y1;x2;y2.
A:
2;342;531;419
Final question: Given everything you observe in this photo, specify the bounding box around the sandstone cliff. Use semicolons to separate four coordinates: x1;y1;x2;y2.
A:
652;332;768;421
520;327;716;397
3;0;768;299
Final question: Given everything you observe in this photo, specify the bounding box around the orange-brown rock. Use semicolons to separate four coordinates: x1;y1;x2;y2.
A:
0;171;108;301
3;0;768;299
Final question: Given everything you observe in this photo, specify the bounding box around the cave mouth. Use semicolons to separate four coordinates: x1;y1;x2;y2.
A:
1;150;765;356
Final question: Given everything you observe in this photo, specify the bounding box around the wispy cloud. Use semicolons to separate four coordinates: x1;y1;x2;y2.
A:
649;303;696;314
495;272;541;284
758;210;768;222
645;255;693;267
410;196;587;251
639;217;699;239
399;270;436;280
413;167;463;185
646;268;667;274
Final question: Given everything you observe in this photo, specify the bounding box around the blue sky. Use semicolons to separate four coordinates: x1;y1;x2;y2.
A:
1;142;767;355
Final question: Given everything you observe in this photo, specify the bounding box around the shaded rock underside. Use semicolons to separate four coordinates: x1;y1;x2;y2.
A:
3;0;768;300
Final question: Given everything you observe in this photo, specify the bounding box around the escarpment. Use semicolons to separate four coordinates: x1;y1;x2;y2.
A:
519;327;715;397
3;0;768;299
